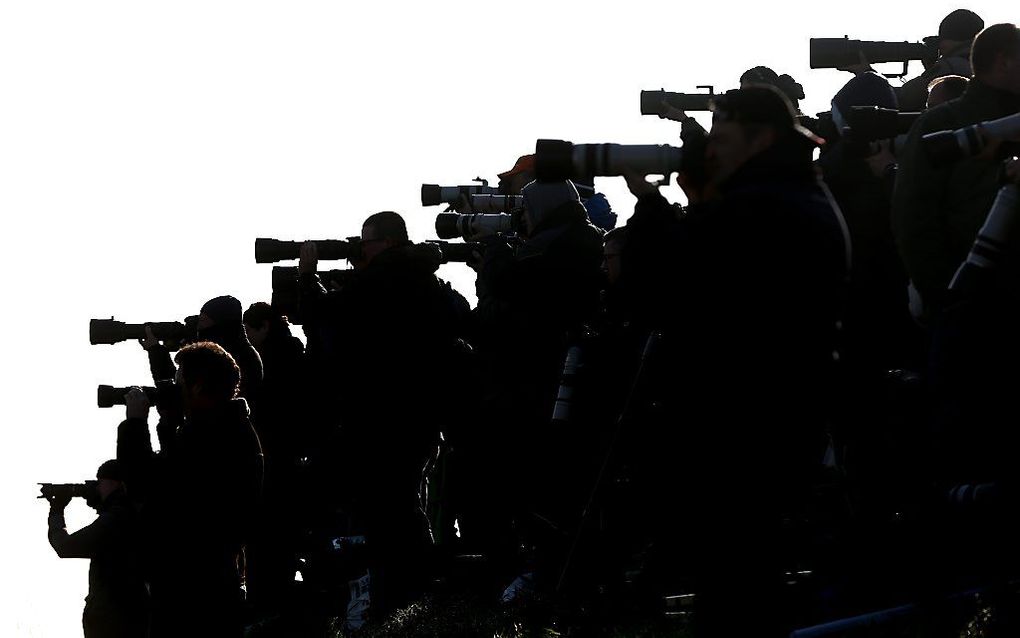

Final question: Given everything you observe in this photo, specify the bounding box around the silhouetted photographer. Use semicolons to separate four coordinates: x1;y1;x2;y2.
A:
44;460;148;638
117;342;264;638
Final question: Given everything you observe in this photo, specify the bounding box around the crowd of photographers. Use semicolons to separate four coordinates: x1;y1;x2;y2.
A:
41;9;1020;638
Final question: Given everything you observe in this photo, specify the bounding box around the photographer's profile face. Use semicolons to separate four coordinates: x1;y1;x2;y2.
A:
244;321;269;348
97;479;121;504
359;225;394;267
706;121;775;186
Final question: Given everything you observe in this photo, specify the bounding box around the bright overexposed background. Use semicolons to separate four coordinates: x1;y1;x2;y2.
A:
0;2;1010;634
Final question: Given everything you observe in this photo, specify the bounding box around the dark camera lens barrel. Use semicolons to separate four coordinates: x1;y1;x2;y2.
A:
255;238;350;264
89;319;187;345
846;107;922;141
422;184;443;206
97;385;158;408
640;90;714;116
535;139;577;181
90;319;137;345
271;265;299;291
435;213;463;240
640;90;667;116
810;38;931;69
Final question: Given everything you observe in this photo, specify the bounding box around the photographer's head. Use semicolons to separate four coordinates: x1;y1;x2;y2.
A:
498;154;536;195
937;9;984;56
927;75;969;108
95;459;125;507
173;341;241;412
242;302;289;349
740;66;805;112
706;86;817;188
521;180;581;237
971;23;1020;94
198;295;243;334
830;72;897;135
360;211;409;267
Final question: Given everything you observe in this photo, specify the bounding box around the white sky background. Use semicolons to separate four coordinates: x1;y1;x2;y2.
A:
0;1;1011;634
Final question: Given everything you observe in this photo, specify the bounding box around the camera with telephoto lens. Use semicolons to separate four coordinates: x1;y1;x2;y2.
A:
535;139;684;181
39;481;100;502
844;106;921;142
90;316;199;347
421;179;500;207
96;384;161;408
270;266;357;325
640;87;716;117
810;36;938;75
435;212;517;241
834;106;919;157
255;237;363;264
922;112;1020;166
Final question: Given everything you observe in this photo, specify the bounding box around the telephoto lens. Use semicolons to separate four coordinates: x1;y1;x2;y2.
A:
435;213;515;241
923;113;1020;166
89;318;195;346
425;240;483;263
949;184;1020;296
421;183;500;207
469;194;524;213
809;37;936;69
38;481;100;501
845;106;921;141
535;139;683;181
640;88;714;117
97;385;159;408
255;238;357;264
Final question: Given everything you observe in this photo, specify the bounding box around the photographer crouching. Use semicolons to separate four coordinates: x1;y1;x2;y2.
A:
622;85;849;637
44;460;149;638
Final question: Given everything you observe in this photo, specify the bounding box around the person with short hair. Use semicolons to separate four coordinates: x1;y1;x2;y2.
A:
892;22;1020;318
927;74;970;108
297;211;471;615
117;341;264;638
897;9;984;111
45;460;148;638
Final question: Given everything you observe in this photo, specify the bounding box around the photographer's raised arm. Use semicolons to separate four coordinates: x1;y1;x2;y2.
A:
140;325;176;384
48;504;123;559
116;388;156;499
